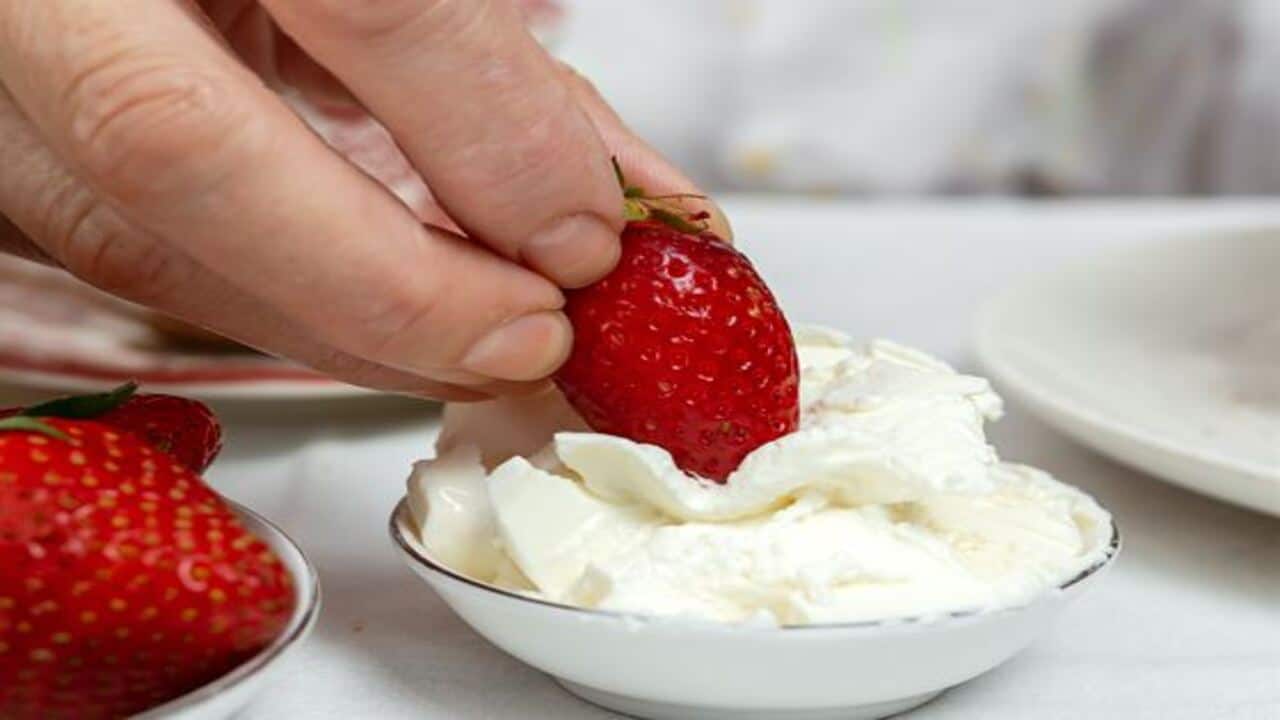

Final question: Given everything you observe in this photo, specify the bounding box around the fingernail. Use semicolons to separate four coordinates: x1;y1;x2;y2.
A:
668;195;733;243
705;200;734;243
522;214;621;288
461;311;572;380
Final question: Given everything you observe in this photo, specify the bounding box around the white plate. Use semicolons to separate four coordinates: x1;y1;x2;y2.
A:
138;499;322;720
976;229;1280;517
390;500;1119;720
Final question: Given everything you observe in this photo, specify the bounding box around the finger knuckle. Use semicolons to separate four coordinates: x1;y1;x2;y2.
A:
472;88;582;198
55;204;187;303
64;58;255;205
353;269;457;359
31;174;96;255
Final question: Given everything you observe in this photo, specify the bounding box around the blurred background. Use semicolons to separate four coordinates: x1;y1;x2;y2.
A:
551;0;1280;196
8;0;1280;388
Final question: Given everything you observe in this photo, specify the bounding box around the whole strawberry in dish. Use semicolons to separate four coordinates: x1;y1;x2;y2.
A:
555;165;799;481
0;382;221;474
0;394;292;720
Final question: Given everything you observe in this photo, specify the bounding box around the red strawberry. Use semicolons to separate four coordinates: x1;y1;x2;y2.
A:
0;384;221;474
0;417;294;720
554;167;799;481
95;394;222;475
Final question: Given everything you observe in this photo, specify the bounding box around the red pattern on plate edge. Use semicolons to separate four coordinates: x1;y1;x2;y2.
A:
0;256;337;388
0;352;331;384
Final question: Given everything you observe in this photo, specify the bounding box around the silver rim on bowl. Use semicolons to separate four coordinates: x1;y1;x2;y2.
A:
388;497;1121;631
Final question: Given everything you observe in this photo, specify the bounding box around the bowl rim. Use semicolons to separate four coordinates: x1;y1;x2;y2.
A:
388;496;1121;632
135;498;322;718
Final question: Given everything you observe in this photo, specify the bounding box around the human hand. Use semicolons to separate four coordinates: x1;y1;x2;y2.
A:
0;0;727;399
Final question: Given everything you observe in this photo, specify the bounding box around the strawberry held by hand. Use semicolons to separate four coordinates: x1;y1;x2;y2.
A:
0;409;292;719
0;383;221;473
555;165;799;481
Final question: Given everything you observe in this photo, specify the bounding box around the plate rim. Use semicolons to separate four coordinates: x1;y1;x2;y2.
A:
974;231;1280;507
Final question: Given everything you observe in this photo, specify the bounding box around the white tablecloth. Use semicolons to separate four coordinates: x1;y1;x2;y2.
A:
5;200;1278;719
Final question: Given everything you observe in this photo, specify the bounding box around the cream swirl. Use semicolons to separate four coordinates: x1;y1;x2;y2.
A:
407;326;1112;625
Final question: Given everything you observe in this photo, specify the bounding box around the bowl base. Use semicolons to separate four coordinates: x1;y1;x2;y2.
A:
556;679;943;720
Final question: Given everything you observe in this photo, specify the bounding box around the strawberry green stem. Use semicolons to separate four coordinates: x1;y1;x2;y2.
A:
0;415;68;440
610;156;711;235
20;382;137;419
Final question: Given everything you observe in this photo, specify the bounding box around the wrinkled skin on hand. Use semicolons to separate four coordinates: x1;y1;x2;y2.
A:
0;0;726;400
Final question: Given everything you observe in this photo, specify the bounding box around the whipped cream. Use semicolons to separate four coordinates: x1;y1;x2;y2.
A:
407;327;1113;625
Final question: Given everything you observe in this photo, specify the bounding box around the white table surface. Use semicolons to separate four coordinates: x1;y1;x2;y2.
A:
5;199;1279;719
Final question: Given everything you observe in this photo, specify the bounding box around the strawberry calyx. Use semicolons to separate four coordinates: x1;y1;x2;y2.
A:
0;382;137;441
0;415;67;439
613;157;712;236
19;381;138;419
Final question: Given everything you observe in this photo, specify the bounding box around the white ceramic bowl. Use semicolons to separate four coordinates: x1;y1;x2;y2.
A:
136;500;322;720
390;498;1119;720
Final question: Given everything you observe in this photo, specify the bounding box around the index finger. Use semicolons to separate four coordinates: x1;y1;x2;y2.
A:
0;0;572;383
261;0;626;288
